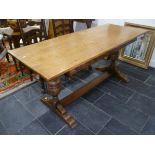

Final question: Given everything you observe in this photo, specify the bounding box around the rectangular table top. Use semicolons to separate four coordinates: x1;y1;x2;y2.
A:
9;24;148;81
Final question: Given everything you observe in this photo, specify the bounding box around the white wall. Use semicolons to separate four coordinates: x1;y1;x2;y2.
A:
97;19;155;68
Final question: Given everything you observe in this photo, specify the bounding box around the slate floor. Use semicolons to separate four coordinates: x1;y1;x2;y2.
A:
0;60;155;135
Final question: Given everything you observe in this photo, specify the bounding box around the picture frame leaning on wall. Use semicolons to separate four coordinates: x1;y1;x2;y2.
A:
119;22;155;69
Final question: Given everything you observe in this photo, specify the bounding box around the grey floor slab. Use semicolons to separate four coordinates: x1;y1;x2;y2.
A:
135;66;155;76
18;119;50;135
108;76;121;83
120;76;149;92
118;61;137;69
38;111;65;134
14;83;42;105
126;93;155;117
23;98;49;119
97;127;114;135
140;85;155;100
0;121;8;135
58;87;72;99
62;76;85;91
57;122;94;135
118;63;150;82
31;82;43;92
67;98;111;134
82;88;104;103
0;96;35;134
141;117;155;135
95;94;148;133
99;118;137;135
92;59;109;68
120;76;155;100
97;80;134;103
0;96;20;114
145;76;155;86
76;70;101;82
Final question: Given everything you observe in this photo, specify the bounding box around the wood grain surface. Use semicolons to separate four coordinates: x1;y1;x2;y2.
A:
9;24;148;81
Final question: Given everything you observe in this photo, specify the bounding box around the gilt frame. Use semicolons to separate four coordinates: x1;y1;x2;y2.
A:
119;22;155;69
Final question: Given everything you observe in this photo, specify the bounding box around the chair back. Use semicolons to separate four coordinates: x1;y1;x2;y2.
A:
52;19;73;37
0;20;8;27
0;34;7;61
17;19;47;45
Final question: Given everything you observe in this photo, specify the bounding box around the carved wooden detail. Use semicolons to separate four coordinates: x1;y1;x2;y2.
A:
41;78;77;128
96;53;129;82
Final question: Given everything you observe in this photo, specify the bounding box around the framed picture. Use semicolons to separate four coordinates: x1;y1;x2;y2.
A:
119;22;155;69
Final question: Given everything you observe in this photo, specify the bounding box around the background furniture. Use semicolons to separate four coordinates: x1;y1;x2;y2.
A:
17;19;48;92
0;34;8;75
0;34;5;60
52;19;73;37
17;19;47;45
0;21;21;70
0;20;7;27
0;34;10;62
48;19;95;39
4;20;22;49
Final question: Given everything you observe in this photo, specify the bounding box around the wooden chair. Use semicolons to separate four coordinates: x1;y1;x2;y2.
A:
0;34;8;76
17;19;48;92
0;33;10;62
0;20;7;28
52;19;73;37
0;20;22;71
52;19;92;78
17;19;47;45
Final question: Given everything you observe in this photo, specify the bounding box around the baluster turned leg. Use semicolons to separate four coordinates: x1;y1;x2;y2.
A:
41;78;77;128
96;52;129;82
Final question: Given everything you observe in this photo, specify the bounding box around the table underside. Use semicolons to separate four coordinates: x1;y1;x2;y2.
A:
41;51;129;128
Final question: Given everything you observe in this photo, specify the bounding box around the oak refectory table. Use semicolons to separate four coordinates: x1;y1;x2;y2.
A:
9;24;148;128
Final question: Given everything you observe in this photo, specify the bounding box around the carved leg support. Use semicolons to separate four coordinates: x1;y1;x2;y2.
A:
41;78;77;128
96;53;129;82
